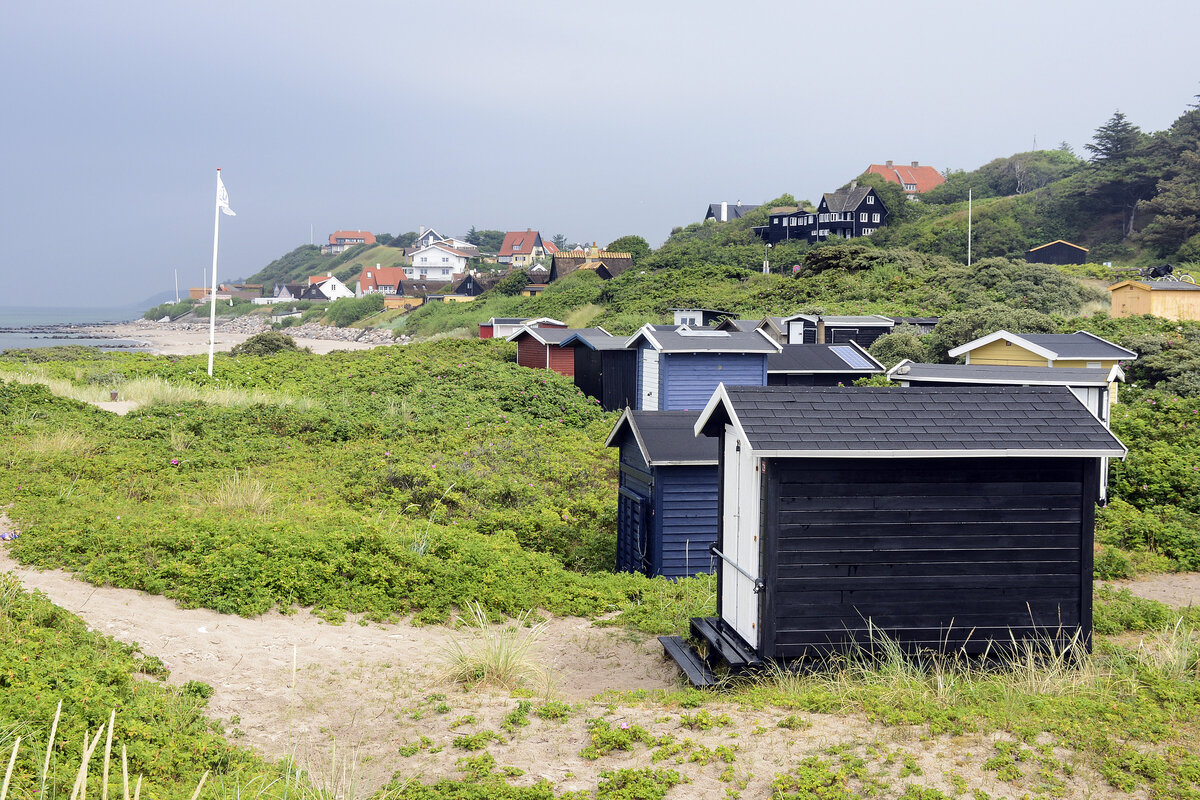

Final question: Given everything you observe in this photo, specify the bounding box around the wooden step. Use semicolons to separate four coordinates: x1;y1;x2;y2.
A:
690;617;762;669
658;635;716;687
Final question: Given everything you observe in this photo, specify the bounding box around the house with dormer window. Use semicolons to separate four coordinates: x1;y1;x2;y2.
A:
755;182;888;244
498;230;558;266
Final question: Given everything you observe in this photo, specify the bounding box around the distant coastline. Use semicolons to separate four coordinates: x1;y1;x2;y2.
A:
0;305;146;352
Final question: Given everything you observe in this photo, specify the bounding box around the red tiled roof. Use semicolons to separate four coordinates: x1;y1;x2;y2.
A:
499;230;546;257
355;266;407;291
308;274;332;284
865;163;945;194
328;230;376;245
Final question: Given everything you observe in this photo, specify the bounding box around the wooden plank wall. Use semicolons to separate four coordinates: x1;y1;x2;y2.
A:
656;466;719;578
762;456;1089;659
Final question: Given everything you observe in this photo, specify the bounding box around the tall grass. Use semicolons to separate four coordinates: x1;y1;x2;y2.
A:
0;372;323;412
439;602;548;691
204;470;275;516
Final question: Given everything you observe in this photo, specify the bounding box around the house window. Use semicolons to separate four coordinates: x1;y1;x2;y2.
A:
905;183;916;191
419;257;427;264
863;228;873;235
513;244;522;251
442;257;449;262
866;196;874;204
873;213;880;223
860;212;868;222
773;218;779;224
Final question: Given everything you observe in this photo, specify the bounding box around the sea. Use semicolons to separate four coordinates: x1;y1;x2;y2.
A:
0;306;147;352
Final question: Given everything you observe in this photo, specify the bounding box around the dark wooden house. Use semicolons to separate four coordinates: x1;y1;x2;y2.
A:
1026;240;1088;265
628;326;780;411
605;410;719;578
659;385;1126;685
561;329;637;412
755;183;888;244
767;343;884;386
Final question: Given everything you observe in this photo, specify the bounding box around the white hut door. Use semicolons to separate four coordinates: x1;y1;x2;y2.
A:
721;432;760;649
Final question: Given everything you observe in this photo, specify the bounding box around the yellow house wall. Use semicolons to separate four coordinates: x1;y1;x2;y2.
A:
440;295;476;303
966;340;1049;366
1150;292;1200;321
384;297;422;311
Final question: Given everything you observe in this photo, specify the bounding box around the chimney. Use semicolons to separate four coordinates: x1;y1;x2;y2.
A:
850;180;857;190
326;271;332;277
885;160;893;167
721;201;728;222
419;225;425;236
911;161;919;167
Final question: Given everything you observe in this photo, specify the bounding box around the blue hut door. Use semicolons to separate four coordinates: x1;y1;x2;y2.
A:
617;487;650;573
720;431;761;649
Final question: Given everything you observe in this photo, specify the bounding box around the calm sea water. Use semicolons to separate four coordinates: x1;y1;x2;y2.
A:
0;306;145;352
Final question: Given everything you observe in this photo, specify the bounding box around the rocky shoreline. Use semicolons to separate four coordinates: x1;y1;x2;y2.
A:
126;317;409;346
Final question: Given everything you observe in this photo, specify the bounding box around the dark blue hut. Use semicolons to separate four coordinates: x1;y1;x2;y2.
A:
605;410;719;578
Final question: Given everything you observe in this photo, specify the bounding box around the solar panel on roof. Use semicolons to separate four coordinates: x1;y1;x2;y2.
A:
830;345;874;370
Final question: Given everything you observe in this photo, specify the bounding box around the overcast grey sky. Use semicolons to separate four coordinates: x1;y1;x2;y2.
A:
2;0;1197;308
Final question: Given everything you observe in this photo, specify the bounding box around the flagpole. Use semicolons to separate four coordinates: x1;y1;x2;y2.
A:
208;169;222;377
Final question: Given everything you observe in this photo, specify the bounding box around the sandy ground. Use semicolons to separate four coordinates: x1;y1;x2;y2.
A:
1105;572;1200;607
81;322;381;356
2;513;1183;797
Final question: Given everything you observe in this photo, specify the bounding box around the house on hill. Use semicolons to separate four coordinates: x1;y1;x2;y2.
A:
1026;240;1089;265
498;230;557;266
756;183;887;244
322;230;376;255
549;245;634;282
659;385;1127;684
605;410;719;579
864;160;946;198
306;274;354;301
704;202;760;222
1109;279;1200;321
404;243;472;279
355;266;406;297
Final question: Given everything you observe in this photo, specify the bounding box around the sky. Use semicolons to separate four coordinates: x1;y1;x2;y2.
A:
2;0;1198;309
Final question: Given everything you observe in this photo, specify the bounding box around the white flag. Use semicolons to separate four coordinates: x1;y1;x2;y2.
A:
216;173;236;217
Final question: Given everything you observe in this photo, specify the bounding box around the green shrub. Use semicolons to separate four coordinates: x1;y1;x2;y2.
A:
230;330;302;356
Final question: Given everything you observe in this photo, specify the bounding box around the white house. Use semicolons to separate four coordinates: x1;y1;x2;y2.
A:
309;274;355;301
404;243;471;280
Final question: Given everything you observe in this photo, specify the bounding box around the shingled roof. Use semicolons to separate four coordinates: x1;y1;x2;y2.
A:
605;410;719;466
695;385;1126;458
948;331;1137;362
550;251;634;281
821;185;874;213
627;326;780;354
767;343;884;374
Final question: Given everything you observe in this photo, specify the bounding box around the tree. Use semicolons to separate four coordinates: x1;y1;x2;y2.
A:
868;325;928;368
394;231;418;248
467;229;505;252
1138;148;1200;255
493;270;530;295
552;233;568;250
376;233;395;246
605;235;651;264
1085;111;1144;163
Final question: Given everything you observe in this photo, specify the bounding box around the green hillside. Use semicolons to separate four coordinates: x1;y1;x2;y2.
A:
242;242;410;289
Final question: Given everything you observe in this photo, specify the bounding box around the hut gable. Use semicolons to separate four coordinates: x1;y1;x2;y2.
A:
549;246;635;282
949;331;1137;368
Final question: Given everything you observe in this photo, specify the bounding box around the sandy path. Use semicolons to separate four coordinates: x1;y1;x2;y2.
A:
0;537;678;791
1106;572;1200;607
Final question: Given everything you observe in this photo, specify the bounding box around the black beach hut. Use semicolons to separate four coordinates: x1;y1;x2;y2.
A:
660;385;1126;685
